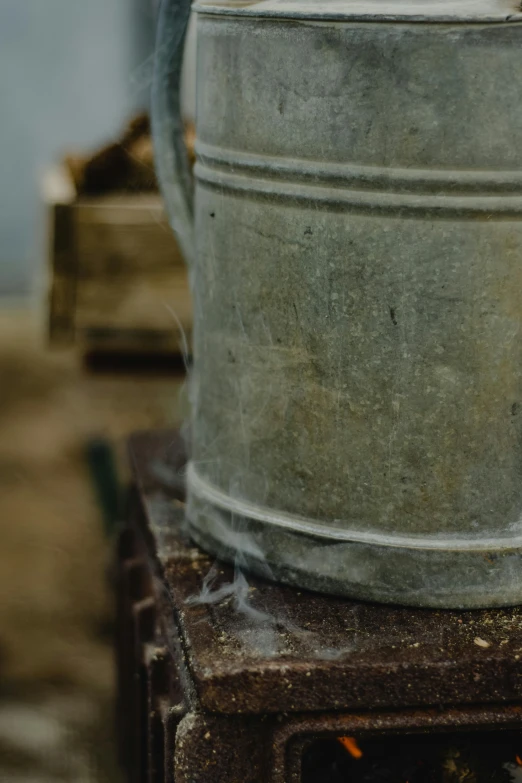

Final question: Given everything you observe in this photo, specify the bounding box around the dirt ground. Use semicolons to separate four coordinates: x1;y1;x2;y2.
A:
0;305;186;781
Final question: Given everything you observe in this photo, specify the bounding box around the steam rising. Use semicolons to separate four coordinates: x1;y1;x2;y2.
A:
159;291;356;662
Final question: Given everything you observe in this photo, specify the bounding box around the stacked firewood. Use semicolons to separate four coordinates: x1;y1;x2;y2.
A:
63;112;195;195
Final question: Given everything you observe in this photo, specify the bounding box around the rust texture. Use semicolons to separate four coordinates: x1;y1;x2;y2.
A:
116;429;522;783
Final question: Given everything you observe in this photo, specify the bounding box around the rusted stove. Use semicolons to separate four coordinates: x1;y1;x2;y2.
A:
116;430;522;783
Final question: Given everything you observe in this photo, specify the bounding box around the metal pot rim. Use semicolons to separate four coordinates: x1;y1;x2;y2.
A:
193;0;522;24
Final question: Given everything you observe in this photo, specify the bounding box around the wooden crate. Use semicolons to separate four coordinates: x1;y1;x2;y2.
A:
44;165;192;355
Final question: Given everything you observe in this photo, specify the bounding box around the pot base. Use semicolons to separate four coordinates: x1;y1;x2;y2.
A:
187;468;522;610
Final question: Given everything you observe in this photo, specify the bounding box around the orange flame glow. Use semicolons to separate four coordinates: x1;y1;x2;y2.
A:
516;755;522;766
338;736;363;759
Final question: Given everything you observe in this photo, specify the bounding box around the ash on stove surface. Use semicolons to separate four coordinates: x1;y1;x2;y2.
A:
302;731;522;783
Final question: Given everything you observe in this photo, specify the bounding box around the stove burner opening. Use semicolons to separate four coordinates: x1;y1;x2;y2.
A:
302;730;522;782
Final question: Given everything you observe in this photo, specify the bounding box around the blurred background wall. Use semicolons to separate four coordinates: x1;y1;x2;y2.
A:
0;0;156;297
0;4;195;778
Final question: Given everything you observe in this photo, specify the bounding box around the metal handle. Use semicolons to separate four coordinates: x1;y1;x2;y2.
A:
152;0;195;266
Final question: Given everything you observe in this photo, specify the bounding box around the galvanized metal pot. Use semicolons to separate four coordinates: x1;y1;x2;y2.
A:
153;0;522;608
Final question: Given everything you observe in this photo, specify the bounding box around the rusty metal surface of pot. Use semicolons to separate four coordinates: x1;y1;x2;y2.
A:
152;0;522;608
